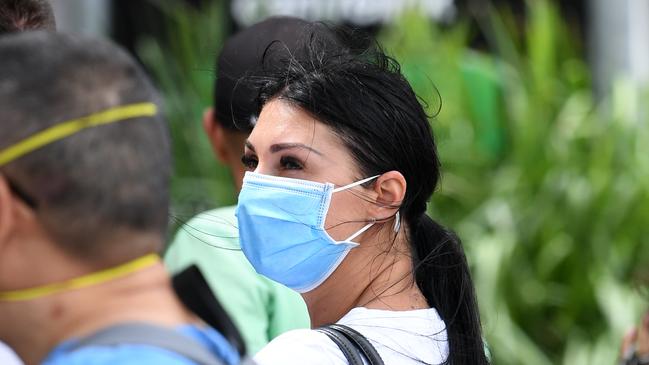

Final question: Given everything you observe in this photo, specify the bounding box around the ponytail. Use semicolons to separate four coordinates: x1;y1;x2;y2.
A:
409;212;489;365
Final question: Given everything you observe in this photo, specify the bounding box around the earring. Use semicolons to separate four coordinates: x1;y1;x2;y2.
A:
393;211;401;233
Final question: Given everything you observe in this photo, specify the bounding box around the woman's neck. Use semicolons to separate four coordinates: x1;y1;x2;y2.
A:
302;228;428;327
357;255;429;311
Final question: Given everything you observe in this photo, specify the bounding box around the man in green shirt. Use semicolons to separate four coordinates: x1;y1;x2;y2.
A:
164;17;311;354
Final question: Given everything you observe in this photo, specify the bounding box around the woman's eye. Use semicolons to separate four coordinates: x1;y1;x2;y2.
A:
241;154;258;170
280;156;303;170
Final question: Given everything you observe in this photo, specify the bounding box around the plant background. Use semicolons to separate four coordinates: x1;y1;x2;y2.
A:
134;1;649;364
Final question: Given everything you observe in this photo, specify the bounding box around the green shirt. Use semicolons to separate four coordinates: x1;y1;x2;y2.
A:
164;206;311;355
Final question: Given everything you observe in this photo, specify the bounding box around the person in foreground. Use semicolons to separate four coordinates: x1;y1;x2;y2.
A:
0;32;240;365
236;24;490;364
0;1;56;364
165;16;311;354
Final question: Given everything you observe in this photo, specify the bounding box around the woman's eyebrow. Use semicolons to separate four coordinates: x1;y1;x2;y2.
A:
270;143;323;156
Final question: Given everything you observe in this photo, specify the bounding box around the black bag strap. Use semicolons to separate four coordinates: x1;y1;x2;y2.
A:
328;324;384;365
317;327;365;365
70;322;227;365
317;324;385;365
173;264;247;357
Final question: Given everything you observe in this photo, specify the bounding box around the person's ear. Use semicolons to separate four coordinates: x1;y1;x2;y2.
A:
0;175;16;244
202;108;229;163
368;170;406;224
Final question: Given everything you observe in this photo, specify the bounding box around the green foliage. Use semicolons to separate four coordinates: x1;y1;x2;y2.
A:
137;1;649;363
136;0;236;226
380;2;648;364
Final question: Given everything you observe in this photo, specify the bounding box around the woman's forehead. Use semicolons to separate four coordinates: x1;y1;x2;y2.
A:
251;99;339;150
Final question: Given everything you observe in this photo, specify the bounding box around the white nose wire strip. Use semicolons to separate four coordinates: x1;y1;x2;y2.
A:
332;175;380;193
332;175;380;244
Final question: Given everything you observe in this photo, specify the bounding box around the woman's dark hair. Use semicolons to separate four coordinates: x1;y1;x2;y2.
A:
252;24;488;365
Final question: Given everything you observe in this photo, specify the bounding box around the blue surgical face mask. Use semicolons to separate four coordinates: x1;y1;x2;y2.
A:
235;171;379;293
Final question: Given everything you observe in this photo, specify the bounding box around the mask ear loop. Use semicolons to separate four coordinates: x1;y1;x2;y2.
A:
332;175;381;244
332;175;380;193
345;218;376;243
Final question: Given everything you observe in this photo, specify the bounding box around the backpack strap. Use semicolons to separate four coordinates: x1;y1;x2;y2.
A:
317;324;385;365
70;322;228;365
173;265;247;357
317;327;364;365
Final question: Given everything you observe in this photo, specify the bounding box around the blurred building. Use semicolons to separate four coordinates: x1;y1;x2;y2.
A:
590;0;649;96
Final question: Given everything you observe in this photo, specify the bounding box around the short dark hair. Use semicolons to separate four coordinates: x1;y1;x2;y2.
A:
0;0;55;33
0;32;171;263
214;16;310;133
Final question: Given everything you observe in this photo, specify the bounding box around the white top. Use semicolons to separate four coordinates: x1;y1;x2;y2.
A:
255;307;449;365
0;342;22;365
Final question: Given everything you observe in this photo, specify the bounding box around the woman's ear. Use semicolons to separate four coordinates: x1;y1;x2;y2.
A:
369;171;406;222
0;175;16;244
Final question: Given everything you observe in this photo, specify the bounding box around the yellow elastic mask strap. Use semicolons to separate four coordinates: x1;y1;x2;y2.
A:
0;102;158;167
0;253;160;302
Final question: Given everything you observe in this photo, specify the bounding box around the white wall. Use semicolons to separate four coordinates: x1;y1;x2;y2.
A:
49;0;111;35
231;0;456;27
590;0;649;94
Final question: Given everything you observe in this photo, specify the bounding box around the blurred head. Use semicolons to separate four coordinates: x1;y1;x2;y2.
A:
0;32;170;273
246;24;488;364
204;16;313;192
0;0;55;33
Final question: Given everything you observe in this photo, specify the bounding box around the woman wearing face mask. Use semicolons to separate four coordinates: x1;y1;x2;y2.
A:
235;24;489;365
